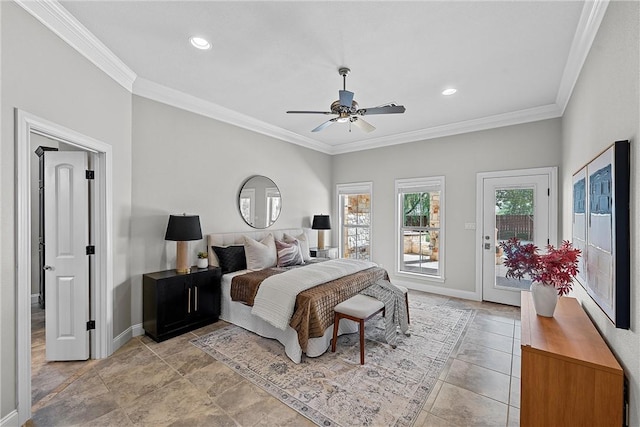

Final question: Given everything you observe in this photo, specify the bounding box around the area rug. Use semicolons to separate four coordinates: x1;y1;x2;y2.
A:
191;296;474;427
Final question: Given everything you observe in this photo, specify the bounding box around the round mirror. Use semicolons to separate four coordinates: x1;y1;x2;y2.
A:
238;175;282;228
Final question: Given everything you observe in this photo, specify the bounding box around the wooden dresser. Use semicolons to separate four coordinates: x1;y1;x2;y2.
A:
520;292;624;427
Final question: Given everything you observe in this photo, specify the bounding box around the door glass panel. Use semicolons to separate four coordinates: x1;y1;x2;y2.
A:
495;188;534;290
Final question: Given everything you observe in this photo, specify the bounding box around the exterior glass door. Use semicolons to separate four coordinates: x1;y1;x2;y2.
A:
482;173;552;306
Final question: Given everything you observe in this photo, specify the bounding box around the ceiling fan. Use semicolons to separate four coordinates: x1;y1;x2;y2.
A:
286;67;406;133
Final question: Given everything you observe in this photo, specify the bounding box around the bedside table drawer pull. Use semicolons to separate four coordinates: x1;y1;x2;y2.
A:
187;287;191;313
195;286;198;311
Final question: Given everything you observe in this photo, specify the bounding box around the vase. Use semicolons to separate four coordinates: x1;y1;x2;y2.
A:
530;282;558;317
197;258;208;269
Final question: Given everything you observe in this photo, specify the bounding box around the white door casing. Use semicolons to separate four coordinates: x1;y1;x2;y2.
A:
476;168;558;306
44;151;90;361
16;109;114;426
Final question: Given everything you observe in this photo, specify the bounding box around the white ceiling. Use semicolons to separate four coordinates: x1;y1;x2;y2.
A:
31;1;605;154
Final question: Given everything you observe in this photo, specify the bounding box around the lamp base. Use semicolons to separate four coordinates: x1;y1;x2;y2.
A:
176;241;190;273
318;230;325;250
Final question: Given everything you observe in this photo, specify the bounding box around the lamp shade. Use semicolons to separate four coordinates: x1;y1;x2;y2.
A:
165;214;202;241
312;215;331;230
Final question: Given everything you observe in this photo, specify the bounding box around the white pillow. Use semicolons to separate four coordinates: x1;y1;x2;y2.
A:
283;232;311;262
243;233;277;271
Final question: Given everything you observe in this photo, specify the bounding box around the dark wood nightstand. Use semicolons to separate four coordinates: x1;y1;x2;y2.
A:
143;266;221;342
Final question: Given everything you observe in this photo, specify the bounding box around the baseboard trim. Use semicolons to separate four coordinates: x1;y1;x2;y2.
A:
393;279;482;301
132;323;145;337
31;293;39;305
0;410;19;427
111;323;145;353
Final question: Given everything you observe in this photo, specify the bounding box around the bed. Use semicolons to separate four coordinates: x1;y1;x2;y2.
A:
207;228;387;363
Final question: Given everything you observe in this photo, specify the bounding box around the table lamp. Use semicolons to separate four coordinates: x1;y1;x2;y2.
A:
312;214;331;250
165;214;202;273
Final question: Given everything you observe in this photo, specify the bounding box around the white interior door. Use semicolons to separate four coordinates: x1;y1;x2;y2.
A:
481;172;553;306
44;151;90;361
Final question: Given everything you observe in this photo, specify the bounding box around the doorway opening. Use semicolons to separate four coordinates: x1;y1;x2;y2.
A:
475;167;557;306
16;109;114;425
30;134;96;408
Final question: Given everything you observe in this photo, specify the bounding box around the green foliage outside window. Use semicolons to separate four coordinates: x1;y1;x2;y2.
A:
403;193;431;227
496;189;534;215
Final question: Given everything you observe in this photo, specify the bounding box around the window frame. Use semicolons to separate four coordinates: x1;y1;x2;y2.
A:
395;176;445;282
336;182;373;261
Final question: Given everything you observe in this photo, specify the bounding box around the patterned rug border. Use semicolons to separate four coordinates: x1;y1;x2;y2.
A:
192;304;475;427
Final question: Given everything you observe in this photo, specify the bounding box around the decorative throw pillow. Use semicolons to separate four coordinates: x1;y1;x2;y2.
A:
275;239;304;267
212;245;246;274
283;232;311;262
243;233;277;271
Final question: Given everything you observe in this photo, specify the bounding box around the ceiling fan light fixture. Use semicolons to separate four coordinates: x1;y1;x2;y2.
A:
189;36;211;50
442;88;457;96
286;67;405;133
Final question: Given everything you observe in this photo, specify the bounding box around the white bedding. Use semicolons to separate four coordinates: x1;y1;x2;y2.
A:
251;259;376;330
219;270;359;363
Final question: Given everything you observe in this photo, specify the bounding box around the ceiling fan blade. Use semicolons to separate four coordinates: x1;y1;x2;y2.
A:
351;117;375;133
287;110;333;114
357;105;406;115
339;90;354;107
311;118;338;132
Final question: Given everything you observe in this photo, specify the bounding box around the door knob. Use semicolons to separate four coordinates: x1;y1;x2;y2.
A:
43;265;54;271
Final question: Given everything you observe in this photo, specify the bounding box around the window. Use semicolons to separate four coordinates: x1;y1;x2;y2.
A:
266;187;281;223
396;177;444;279
239;188;255;226
337;182;372;261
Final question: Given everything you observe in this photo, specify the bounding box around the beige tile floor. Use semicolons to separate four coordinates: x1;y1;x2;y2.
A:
28;293;521;426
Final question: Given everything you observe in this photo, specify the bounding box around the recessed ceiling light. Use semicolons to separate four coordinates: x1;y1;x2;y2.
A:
189;36;211;50
442;88;457;96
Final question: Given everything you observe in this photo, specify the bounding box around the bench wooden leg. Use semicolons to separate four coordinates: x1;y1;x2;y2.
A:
359;319;365;365
405;294;410;324
331;313;340;352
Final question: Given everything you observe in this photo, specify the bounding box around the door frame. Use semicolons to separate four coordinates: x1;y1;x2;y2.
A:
474;167;558;302
15;109;114;425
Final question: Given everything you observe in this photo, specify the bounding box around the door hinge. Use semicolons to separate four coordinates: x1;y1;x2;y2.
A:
547;188;550;196
86;170;95;180
86;245;95;255
86;320;96;330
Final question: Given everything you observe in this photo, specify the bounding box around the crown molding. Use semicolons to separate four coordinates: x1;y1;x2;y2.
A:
556;0;609;113
14;0;136;92
329;103;563;155
15;0;606;155
133;78;333;154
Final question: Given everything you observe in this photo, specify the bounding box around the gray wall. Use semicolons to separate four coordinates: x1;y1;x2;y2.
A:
332;119;562;294
561;1;639;424
0;2;132;418
129;95;332;327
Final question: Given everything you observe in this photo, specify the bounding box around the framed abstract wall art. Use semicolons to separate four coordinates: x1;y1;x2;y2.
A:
572;140;630;329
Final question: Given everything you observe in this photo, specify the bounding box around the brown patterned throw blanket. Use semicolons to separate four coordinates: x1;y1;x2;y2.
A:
231;266;388;351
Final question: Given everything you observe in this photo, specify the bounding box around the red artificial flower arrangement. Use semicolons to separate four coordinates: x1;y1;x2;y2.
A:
499;238;581;296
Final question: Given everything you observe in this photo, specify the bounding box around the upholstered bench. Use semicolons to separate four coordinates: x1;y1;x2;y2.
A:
331;294;385;365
